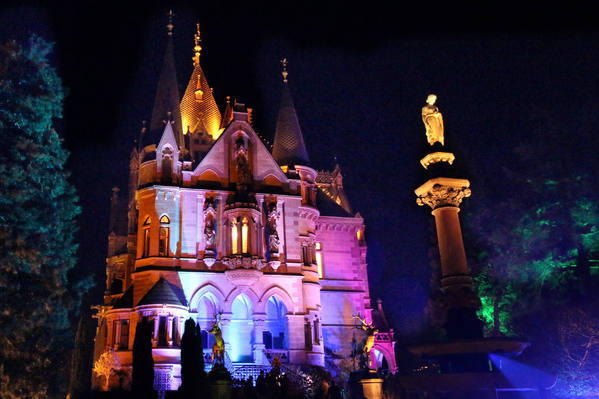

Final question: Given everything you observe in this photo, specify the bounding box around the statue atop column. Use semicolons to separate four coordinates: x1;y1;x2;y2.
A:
421;94;444;146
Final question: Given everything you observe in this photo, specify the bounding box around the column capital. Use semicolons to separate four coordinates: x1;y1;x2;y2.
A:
415;177;471;210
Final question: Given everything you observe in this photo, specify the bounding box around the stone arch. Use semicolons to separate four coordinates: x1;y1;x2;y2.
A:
223;287;259;313
189;283;226;313
227;293;254;362
372;342;397;373
256;286;295;314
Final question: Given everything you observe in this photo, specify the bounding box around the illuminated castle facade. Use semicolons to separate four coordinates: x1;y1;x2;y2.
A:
92;21;395;391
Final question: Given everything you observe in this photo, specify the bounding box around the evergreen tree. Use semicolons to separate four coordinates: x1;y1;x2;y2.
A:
132;318;154;396
0;36;86;398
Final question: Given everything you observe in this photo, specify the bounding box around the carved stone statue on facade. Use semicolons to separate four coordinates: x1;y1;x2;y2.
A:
353;315;379;370
422;94;444;146
267;203;280;254
204;217;215;248
236;154;252;188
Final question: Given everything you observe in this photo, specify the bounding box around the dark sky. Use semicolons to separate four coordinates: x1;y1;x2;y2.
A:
1;2;597;336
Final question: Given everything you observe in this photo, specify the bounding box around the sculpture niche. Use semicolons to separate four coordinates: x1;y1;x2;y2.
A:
233;135;252;191
421;94;444;146
353;315;379;371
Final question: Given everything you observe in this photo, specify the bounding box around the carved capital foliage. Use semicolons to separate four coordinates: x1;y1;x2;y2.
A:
416;184;471;209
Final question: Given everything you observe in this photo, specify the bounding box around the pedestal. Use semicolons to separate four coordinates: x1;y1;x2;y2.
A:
359;376;384;399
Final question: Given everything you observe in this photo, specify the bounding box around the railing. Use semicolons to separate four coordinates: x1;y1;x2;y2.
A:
230;364;271;384
264;349;290;363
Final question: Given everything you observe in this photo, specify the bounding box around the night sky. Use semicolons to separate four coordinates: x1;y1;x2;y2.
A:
1;2;597;336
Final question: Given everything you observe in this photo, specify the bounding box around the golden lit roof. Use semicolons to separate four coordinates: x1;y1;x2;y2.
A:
180;24;222;139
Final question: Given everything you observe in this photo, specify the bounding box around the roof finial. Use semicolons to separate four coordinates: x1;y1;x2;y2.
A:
166;10;175;36
193;23;202;66
280;58;288;83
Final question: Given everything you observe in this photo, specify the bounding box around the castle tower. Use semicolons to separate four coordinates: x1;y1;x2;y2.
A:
91;17;394;394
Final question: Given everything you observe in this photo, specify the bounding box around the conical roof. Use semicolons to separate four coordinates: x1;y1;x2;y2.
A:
137;278;188;307
147;34;183;147
272;82;310;167
180;50;222;139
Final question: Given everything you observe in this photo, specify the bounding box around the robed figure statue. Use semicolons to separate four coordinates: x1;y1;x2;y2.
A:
422;94;444;146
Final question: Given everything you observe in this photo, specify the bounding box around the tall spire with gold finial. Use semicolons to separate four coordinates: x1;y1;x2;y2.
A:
272;58;311;167
180;23;222;139
147;9;183;147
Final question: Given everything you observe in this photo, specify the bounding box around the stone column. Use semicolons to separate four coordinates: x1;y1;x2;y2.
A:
415;177;472;289
152;315;159;348
167;315;174;346
252;318;267;365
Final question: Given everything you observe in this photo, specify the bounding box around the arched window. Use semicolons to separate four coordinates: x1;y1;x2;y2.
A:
266;296;288;350
241;217;249;254
230;295;253;362
315;242;324;278
231;219;239;255
159;215;170;256
142;217;151;257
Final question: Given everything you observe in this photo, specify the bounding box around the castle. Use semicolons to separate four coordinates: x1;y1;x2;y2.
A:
92;19;396;392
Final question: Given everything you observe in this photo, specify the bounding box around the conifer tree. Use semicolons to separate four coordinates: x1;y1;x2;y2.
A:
0;36;85;398
132;318;154;396
180;318;206;397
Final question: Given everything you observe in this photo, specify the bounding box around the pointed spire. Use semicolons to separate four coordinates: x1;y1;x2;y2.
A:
220;96;233;130
180;23;223;139
147;10;183;147
272;58;310;167
192;23;202;66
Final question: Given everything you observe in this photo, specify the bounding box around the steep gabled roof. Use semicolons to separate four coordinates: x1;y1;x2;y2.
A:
137;278;188;307
272;81;310;167
147;33;183;147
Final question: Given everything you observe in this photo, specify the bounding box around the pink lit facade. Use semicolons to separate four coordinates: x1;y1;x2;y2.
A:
92;25;395;392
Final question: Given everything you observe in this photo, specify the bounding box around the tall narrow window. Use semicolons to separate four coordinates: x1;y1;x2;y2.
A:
315;242;324;278
159;216;170;256
231;219;239;254
172;317;179;346
304;321;313;351
241;217;249;254
143;217;151;257
158;316;168;347
119;320;129;350
159;227;169;256
313;319;320;345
